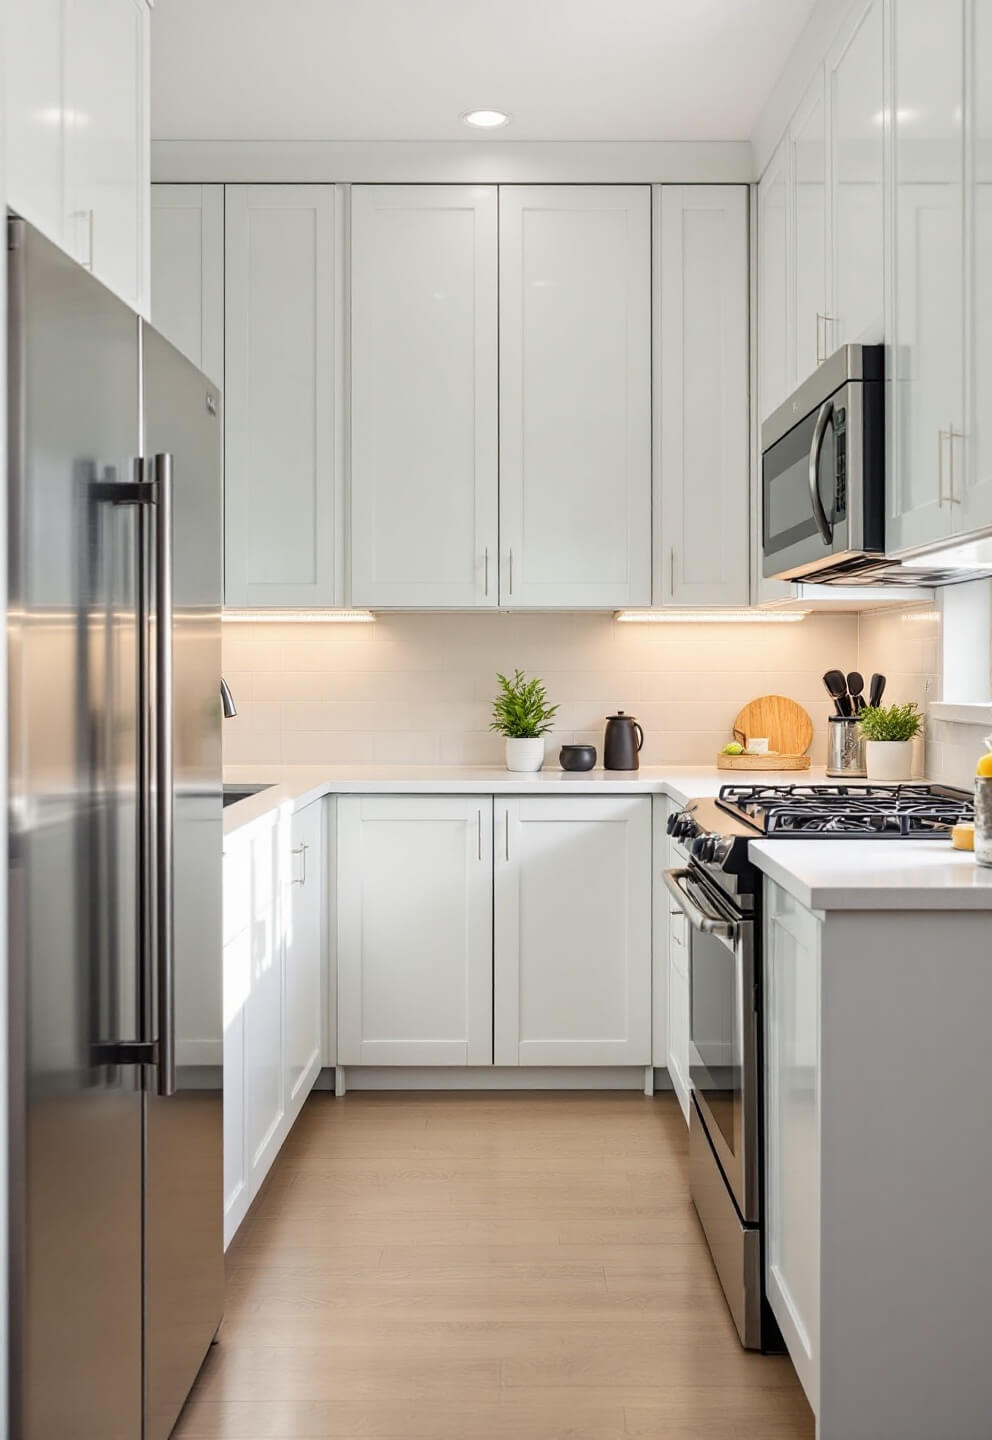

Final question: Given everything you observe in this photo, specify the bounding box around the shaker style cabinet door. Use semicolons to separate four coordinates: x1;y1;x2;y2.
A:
150;184;224;385
63;0;149;312
764;881;822;1413
5;0;65;243
887;0;965;553
498;186;651;608
336;797;494;1066
655;185;750;607
790;69;828;386
284;801;323;1120
225;185;340;607
827;0;884;349
493;797;651;1066
758;136;792;423
963;0;992;535
350;186;499;607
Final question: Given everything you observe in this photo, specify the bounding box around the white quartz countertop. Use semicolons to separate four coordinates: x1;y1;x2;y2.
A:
223;762;990;910
749;837;992;910
221;762;834;835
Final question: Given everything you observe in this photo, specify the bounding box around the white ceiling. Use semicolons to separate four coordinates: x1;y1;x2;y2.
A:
151;0;818;143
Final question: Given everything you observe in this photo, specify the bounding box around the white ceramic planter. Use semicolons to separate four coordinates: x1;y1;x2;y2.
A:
865;739;914;783
505;737;545;773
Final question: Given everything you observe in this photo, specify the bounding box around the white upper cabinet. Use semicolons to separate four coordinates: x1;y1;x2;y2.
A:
758;137;792;423
963;0;992;535
5;0;150;313
791;70;828;385
655;185;750;606
336;797;494;1067
350;186;499;608
827;0;885;348
493;797;651;1067
6;0;65;241
224;185;341;607
498;186;652;608
150;185;224;385
887;0;965;552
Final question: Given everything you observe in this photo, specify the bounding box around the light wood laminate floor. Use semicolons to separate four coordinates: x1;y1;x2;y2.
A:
175;1092;814;1439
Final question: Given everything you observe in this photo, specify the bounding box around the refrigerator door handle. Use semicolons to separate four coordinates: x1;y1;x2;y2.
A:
153;452;176;1097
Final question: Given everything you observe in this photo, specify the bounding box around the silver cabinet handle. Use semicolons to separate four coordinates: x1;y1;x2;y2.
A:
947;426;961;505
808;399;834;545
816;313;837;366
505;811;510;862
816;313;823;366
669;546;676;599
484;547;489;597
154;453;175;1097
72;208;95;271
291;842;308;886
477;809;482;861
508;548;513;596
938;428;946;508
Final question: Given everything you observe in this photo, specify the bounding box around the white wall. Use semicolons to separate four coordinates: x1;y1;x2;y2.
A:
221;611;859;769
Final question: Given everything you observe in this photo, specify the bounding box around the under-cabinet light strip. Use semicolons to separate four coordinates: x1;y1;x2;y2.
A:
615;610;810;624
222;609;376;623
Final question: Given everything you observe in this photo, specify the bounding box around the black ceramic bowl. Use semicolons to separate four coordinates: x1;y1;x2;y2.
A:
559;744;597;772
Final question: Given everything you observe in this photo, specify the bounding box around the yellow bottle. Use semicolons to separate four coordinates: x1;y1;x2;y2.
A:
976;738;992;867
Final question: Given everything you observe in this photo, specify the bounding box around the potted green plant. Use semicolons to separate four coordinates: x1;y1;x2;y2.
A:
858;701;923;782
490;669;558;773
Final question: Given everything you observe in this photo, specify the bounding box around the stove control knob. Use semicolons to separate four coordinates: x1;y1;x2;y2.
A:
666;811;679;836
691;834;716;862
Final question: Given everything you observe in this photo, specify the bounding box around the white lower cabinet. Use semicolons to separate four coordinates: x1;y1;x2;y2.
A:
764;878;821;1412
493;797;651;1066
284;801;324;1115
336;797;494;1065
223;801;325;1247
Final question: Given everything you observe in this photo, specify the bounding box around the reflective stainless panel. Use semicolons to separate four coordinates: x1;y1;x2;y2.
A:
141;323;224;1440
689;1096;763;1350
8;218;143;1440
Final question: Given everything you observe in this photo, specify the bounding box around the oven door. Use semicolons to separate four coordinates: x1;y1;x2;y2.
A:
762;381;860;580
664;865;758;1223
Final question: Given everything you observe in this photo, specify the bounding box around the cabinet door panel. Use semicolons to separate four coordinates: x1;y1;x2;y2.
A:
225;185;339;606
494;797;651;1066
887;1;964;552
791;70;828;385
243;824;285;1183
150;184;224;384
499;186;651;608
764;886;821;1412
64;0;147;310
828;0;884;347
759;138;792;422
965;0;992;532
284;802;323;1113
337;797;493;1066
656;186;749;607
6;0;64;242
350;186;498;607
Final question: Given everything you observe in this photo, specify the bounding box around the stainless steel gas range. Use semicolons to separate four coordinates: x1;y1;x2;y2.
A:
665;781;974;1352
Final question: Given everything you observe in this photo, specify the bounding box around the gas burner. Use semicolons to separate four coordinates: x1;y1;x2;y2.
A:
715;782;974;839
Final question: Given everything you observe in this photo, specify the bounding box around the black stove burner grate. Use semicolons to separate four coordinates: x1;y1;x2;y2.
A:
715;782;974;839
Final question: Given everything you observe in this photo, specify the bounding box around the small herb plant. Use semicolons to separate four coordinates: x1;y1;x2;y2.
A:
489;669;558;740
858;701;924;743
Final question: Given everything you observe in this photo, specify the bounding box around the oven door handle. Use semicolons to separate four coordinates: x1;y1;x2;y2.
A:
663;867;738;942
808;398;834;546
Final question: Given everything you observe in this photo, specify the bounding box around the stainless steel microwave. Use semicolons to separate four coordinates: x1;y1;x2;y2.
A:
761;345;885;583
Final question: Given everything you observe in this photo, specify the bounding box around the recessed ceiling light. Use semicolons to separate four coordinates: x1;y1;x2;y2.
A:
463;109;509;129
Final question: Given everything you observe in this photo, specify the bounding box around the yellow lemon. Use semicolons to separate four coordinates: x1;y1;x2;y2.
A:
977;753;992;778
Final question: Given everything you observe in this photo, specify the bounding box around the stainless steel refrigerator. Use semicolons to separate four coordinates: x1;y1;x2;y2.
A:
7;216;224;1440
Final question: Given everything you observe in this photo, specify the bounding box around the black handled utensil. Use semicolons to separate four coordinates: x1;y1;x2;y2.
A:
847;671;866;713
869;673;886;708
823;669;849;717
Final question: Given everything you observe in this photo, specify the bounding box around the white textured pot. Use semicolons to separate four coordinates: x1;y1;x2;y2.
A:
865;739;914;783
505;737;545;773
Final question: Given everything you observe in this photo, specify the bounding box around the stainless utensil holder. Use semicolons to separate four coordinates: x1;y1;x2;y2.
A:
827;717;866;778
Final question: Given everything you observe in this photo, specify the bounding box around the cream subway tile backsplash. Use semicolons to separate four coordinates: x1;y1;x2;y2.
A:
856;601;941;782
222;611;860;768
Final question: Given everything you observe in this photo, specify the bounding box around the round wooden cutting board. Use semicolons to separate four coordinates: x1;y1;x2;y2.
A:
732;694;814;757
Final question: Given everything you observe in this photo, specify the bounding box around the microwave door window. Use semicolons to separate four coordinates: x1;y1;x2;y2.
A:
763;411;836;557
